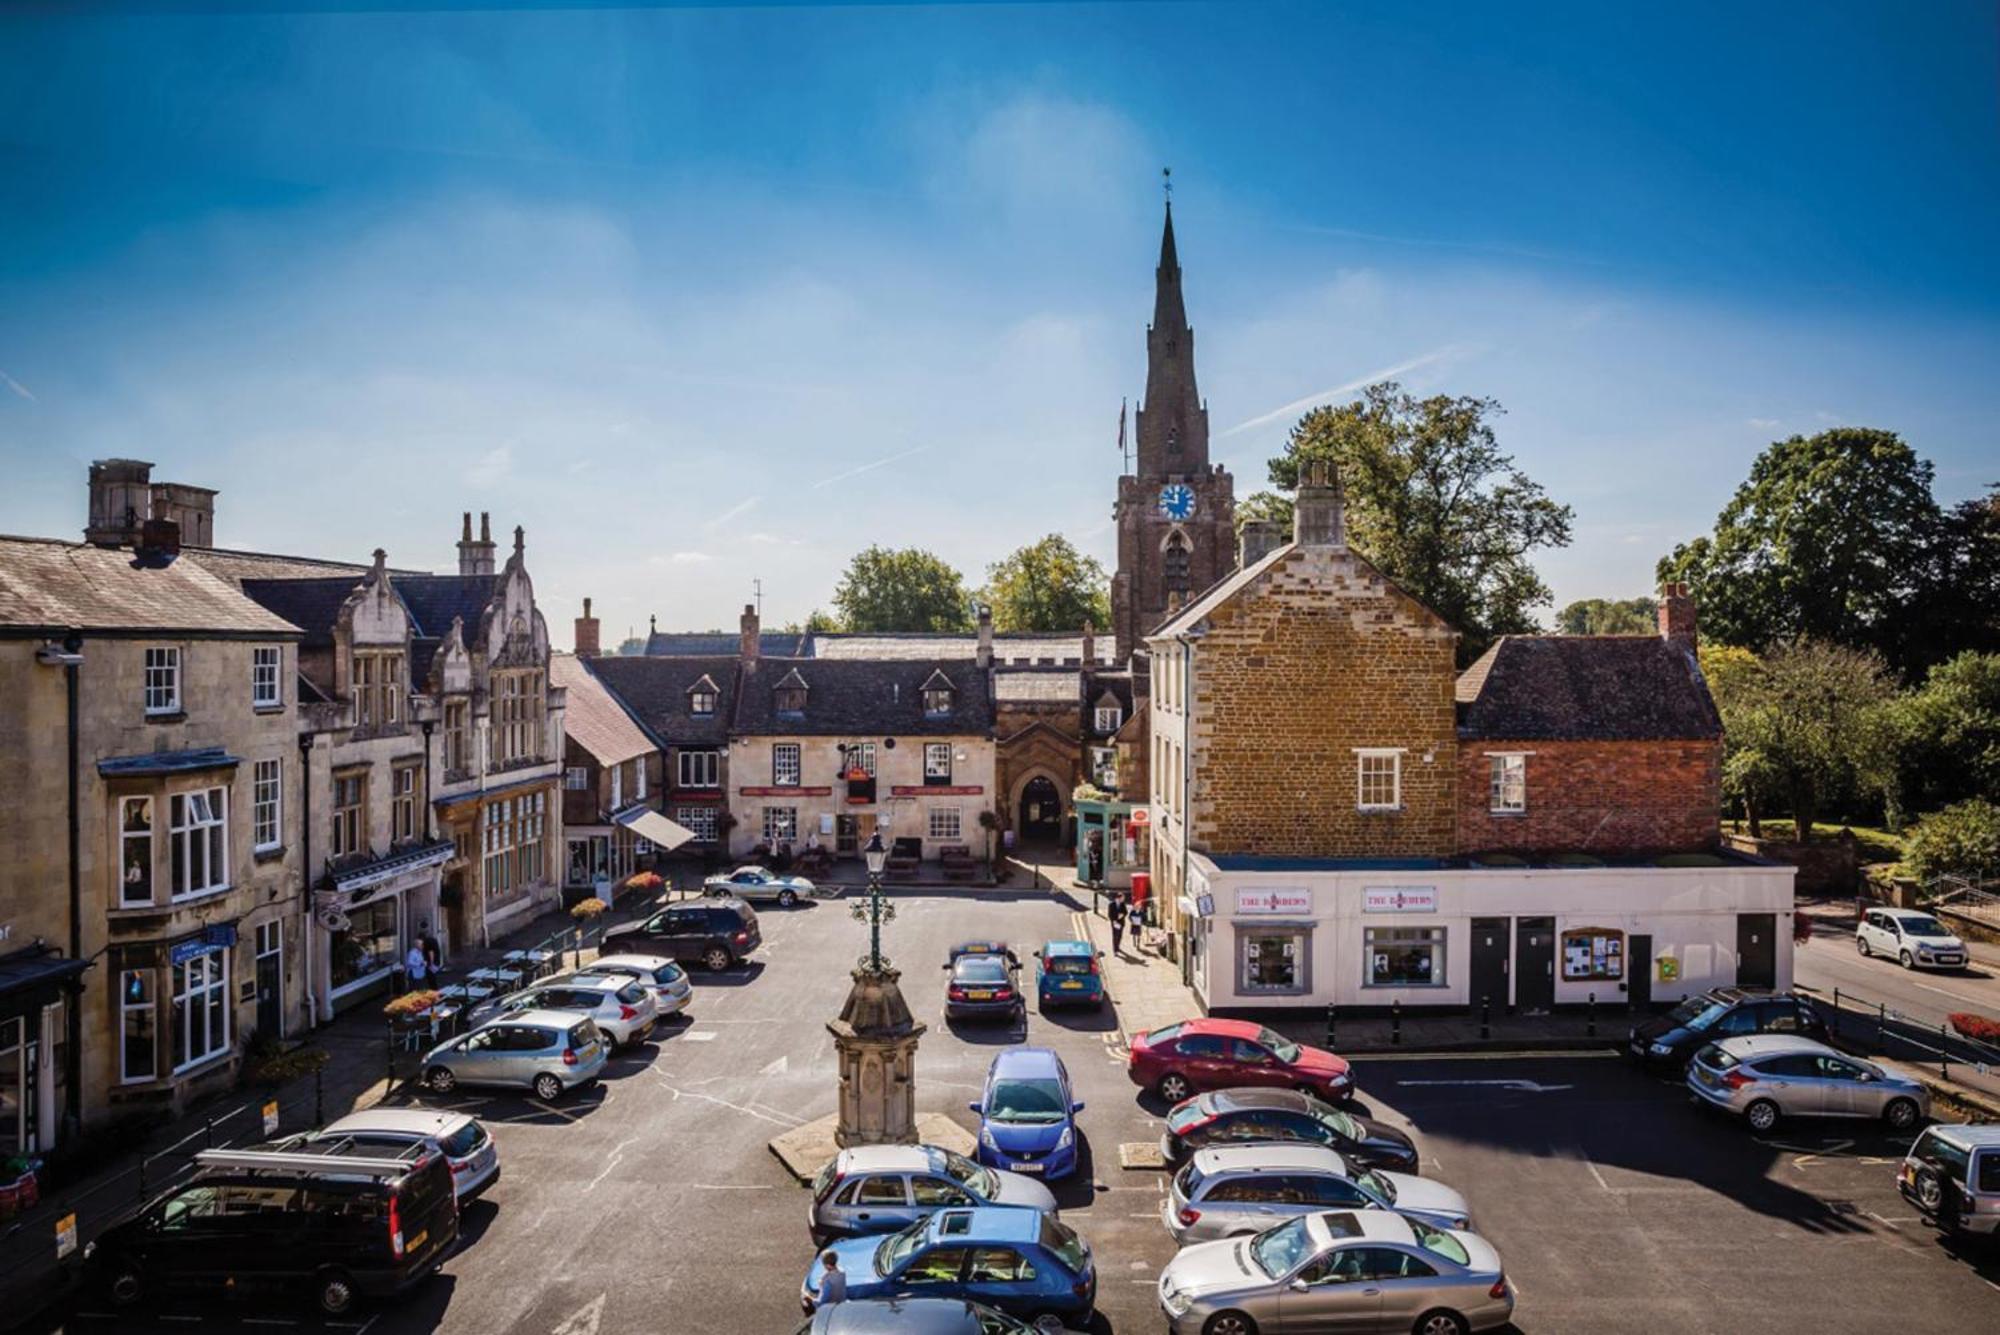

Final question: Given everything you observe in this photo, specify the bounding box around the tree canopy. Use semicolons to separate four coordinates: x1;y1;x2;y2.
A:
830;546;974;633
1556;597;1657;636
1259;381;1573;663
981;534;1111;633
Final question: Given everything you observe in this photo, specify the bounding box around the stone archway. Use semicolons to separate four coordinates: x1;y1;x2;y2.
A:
1006;765;1071;850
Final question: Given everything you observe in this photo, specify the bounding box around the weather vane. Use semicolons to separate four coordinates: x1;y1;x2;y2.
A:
1162;165;1172;202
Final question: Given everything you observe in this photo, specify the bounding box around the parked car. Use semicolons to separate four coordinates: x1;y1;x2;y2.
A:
1899;1123;2000;1239
87;1141;458;1317
790;1296;1039;1334
1128;1018;1354;1105
568;952;693;1017
950;940;1022;967
946;952;1025;1024
1856;909;1968;971
603;896;762;971
810;1144;1058;1244
1165;1143;1471;1245
972;1048;1085;1180
801;1207;1095;1329
1160;1089;1419;1173
279;1108;500;1202
421;1010;608;1101
467;973;658;1048
704;864;827;907
1687;1034;1929;1133
1032;940;1106;1011
1157;1209;1512;1335
1627;987;1828;1070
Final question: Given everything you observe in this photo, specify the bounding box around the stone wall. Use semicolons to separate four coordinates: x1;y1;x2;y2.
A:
1720;829;1862;894
1457;739;1721;854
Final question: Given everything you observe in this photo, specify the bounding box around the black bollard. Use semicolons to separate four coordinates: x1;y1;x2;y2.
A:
1325;1003;1338;1051
315;1061;325;1127
387;1020;397;1087
1391;998;1402;1046
1480;995;1491;1041
1588;991;1597;1037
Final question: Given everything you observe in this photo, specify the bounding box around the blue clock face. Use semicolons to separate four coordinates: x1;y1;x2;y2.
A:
1158;484;1196;521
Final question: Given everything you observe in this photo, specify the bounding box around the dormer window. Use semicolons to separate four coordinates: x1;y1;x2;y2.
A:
353;650;404;731
774;667;809;716
1094;703;1123;734
921;669;955;718
687;674;719;717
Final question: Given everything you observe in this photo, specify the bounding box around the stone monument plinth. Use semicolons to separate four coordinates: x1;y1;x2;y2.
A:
828;965;926;1148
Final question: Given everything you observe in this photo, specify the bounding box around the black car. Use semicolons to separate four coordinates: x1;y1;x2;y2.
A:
88;1142;458;1317
1159;1087;1419;1172
1628;987;1828;1069
944;952;1024;1023
791;1296;1034;1334
604;896;761;970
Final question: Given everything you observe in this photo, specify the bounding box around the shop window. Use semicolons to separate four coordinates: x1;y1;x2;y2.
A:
1560;927;1624;982
928;808;962;840
763;807;798;844
120;968;157;1083
172;950;230;1071
329;898;400;994
1488;754;1527;814
1239;929;1310;996
120;796;154;907
1365;927;1446;988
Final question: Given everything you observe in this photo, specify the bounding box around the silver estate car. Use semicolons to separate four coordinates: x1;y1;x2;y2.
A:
808;1144;1059;1244
1687;1034;1929;1133
468;974;658;1048
569;953;693;1017
422;1010;608;1102
284;1108;501;1201
1159;1209;1512;1335
1165;1144;1472;1246
1900;1124;2000;1238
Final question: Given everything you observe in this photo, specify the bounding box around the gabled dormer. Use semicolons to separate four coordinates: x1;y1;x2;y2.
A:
1091;689;1124;736
774;667;809;717
687;673;720;717
921;668;956;718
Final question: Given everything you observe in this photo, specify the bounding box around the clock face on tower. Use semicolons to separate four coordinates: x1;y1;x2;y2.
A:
1158;484;1196;521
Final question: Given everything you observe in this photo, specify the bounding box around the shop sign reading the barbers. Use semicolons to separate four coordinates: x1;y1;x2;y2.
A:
1236;887;1312;915
1362;886;1437;913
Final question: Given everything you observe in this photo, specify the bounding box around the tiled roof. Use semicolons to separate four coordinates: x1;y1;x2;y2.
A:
646;630;811;658
0;536;302;636
185;547;427;587
550;654;654;766
995;670;1082;703
1456;635;1722;741
239;577;363;649
732;657;994;737
586;655;740;746
394;575;497;679
813;632;1106;666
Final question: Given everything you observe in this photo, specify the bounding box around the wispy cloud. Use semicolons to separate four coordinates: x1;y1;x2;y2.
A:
651;551;715;567
705;494;760;529
0;370;35;402
1746;417;1782;430
469;444;512;488
1220;346;1475;438
747;531;801;546
811;445;927;490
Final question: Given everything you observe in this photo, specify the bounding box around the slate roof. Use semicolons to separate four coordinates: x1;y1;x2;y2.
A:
239;577;364;649
813;632;1106;666
0;536;303;637
586;655;740;747
550;654;654;766
186;547;423;587
1455;635;1722;741
394;575;497;679
731;658;994;737
646;630;811;658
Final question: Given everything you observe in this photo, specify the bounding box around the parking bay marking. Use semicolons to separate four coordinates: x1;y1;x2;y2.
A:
1397;1078;1574;1092
551;1294;606;1335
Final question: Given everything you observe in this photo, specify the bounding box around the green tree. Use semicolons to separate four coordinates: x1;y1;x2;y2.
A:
1264;381;1573;662
1555;597;1658;636
1897;651;2000;812
831;546;974;633
981;534;1111;633
779;607;843;634
1904;798;2000;882
1235;489;1294;535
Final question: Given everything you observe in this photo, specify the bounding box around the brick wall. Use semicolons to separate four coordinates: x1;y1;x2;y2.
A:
1456;738;1720;854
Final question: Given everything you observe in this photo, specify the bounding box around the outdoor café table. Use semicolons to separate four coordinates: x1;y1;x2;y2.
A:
436;983;493;1007
504;948;556;980
465;967;511;991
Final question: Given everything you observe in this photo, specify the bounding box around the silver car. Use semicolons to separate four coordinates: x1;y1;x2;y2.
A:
1165;1144;1472;1246
703;864;828;906
569;953;693;1017
422;1010;608;1102
468;974;658;1048
807;1144;1058;1244
1687;1034;1929;1133
1900;1124;2000;1238
1159;1209;1513;1335
283;1108;500;1201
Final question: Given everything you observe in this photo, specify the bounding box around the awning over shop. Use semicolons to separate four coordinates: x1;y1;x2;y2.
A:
0;947;91;1018
615;807;697;852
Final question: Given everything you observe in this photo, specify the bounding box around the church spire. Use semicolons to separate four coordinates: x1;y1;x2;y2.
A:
1152;200;1186;334
1135;186;1207;478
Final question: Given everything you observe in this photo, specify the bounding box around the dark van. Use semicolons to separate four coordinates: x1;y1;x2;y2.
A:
604;896;762;971
88;1142;459;1316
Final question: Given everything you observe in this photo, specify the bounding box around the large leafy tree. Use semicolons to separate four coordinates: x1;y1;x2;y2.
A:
1896;651;2000;814
1261;381;1573;663
981;534;1111;633
830;546;973;633
1556;597;1658;636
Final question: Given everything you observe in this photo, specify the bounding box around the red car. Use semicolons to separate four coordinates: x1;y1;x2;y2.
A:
1127;1018;1353;1105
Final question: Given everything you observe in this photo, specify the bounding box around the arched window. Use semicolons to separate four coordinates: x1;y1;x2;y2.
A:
1164;531;1191;592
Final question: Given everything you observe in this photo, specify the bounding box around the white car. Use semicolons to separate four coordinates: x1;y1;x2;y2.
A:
569;954;693;1017
702;865;827;907
468;973;659;1047
1856;909;1968;971
282;1108;500;1201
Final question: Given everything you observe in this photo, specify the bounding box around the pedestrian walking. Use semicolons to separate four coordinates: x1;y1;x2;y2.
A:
816;1252;847;1307
1109;891;1128;956
404;942;431;990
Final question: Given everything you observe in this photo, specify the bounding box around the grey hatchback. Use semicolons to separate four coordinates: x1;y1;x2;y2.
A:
1686;1034;1928;1133
809;1144;1057;1245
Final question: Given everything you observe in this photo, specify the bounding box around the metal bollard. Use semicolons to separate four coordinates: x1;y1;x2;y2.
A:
1480;995;1491;1041
1391;999;1402;1046
1940;1024;1950;1080
1878;1001;1887;1046
1588;992;1597;1037
315;1062;325;1127
1325;1004;1338;1051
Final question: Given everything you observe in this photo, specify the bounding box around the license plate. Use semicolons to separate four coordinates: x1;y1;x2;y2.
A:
967;991;992;1000
407;1230;429;1255
1015;1161;1043;1174
1060;981;1084;990
581;1045;599;1061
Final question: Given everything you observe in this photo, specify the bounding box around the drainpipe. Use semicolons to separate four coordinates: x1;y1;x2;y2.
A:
419;720;436;840
1178;631;1199;990
63;632;83;1138
299;732;316;1028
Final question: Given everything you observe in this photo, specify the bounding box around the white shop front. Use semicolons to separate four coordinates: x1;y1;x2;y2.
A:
1184;853;1797;1014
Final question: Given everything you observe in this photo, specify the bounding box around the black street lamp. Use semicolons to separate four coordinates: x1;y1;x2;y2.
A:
853;831;895;974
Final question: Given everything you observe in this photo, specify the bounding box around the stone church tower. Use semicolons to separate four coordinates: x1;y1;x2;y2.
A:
1111;203;1236;662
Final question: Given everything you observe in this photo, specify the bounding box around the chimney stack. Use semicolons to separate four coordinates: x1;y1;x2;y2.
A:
1659;581;1697;650
1292;459;1345;549
575;597;601;659
85;458;155;548
458;510;497;576
739;603;761;663
1080;620;1095;666
1238;518;1282;568
976;604;993;669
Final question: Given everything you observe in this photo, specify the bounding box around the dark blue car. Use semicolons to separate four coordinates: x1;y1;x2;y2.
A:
946;953;1024;1023
800;1207;1095;1329
971;1048;1083;1180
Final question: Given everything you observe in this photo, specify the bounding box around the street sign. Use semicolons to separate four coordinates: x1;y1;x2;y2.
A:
262;1100;280;1135
55;1213;77;1260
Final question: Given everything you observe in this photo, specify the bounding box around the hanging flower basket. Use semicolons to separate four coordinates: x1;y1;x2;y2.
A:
625;872;664;895
384;989;442;1022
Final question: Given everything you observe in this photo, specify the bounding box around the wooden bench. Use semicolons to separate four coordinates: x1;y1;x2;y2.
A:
939;844;977;880
885;850;921;879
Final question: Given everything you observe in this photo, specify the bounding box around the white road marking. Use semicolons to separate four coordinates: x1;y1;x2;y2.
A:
1397;1078;1574;1092
551;1293;606;1335
670;1085;805;1127
585;1134;640;1193
692;1182;775;1190
682;1031;718;1042
760;1055;789;1075
1583;1155;1612;1192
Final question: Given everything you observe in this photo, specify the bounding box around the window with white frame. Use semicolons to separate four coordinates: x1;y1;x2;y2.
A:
688;682;717;716
1089;746;1118;790
1488;754;1528;814
678;749;719;789
1356;750;1402;811
923;743;952;785
392;765;418;843
763;806;798;844
844;742;876;776
144;647;181;715
120;967;157;1083
252;646;282;708
678;805;719;843
923;686;953;717
331;774;365;859
772;743;801;787
169;787;228;899
252;759;282;851
565;766;590;791
120;797;155;907
928;807;962;840
1095;704;1123;734
173;949;230;1070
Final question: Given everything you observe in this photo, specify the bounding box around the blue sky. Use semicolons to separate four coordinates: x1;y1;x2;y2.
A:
3;1;1996;647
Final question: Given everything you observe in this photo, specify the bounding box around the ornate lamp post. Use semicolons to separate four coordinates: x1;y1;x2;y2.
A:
828;831;926;1146
853;831;894;973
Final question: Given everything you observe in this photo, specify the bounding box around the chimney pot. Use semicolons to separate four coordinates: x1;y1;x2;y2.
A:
740;602;762;662
461;512;472;542
574;596;602;659
1658;581;1698;649
1292;459;1346;549
479;512;491;542
976;604;993;669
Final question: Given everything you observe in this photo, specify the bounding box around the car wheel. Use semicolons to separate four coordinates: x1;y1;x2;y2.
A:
1900;950;1915;969
1884;1097;1921;1133
1156;1072;1192;1104
315;1269;357;1317
533;1072;564;1102
1030;1315;1069;1335
1914;1164;1948;1215
1413;1310;1469;1335
1202;1311;1258;1335
778;889;798;908
424;1065;457;1094
1855;935;1870;957
1744;1098;1780;1133
704;946;732;972
1294;1083;1322;1099
105;1264;143;1307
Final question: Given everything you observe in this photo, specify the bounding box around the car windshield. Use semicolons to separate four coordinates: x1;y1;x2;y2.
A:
438;1122;484;1157
987;1078;1067;1123
1044;955;1093;975
1248;1216;1316;1278
935;1148;1000;1199
876;1220;930;1275
1355;1169;1395;1203
1040;1217;1088;1273
1668;997;1728;1030
1412;1220;1470;1266
1255;1027;1302;1064
1897;915;1949;937
956;958;1010;983
1317;1107;1363;1140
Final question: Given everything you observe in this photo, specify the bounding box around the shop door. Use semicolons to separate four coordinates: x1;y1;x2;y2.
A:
1469;917;1510;1012
1514;917;1555;1015
836;815;858;856
1736;914;1776;989
1627;935;1653;1009
255;920;284;1040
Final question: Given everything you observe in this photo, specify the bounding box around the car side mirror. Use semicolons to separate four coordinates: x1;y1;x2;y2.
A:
1071;1100;1086;1113
1289;1279;1310;1293
967;1101;983;1114
942;963;952;970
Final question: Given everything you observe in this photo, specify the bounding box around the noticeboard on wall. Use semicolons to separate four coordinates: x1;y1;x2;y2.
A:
1560;925;1625;981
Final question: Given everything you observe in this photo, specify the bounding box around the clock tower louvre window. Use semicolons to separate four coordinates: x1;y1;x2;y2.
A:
1164;532;1192;592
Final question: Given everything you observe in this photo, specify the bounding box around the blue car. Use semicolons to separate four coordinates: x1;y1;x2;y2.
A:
1032;940;1105;1010
971;1048;1084;1180
800;1207;1095;1329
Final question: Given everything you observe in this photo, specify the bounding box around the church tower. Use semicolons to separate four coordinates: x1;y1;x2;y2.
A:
1111;200;1236;662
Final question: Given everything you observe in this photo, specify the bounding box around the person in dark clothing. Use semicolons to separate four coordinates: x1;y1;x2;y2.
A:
1108;892;1128;956
419;922;443;976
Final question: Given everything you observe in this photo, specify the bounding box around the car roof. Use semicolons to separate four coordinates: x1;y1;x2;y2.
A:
1705;986;1775;1004
505;1008;595;1031
1715;1034;1835;1058
1042;939;1094;957
821;1297;988;1334
1924;1124;2000;1149
1193;1143;1348;1176
1179;1018;1267;1039
586;953;677;971
927;1206;1041;1244
1343;1209;1418;1244
990;1046;1062;1078
538;975;628;994
322;1109;476;1138
953;954;1010;972
729;865;770;874
1202;1087;1314;1113
951;939;1011;956
839;1145;934;1174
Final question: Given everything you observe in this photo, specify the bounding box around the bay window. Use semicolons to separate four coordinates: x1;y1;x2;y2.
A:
169;787;228;900
119;796;154;907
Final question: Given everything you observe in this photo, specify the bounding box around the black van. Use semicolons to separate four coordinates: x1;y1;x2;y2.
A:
605;896;762;970
88;1141;459;1316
